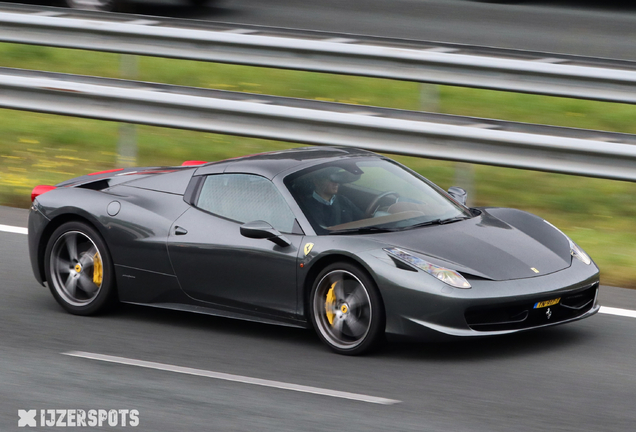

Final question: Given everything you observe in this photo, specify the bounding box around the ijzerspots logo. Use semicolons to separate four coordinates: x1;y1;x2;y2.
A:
18;409;139;428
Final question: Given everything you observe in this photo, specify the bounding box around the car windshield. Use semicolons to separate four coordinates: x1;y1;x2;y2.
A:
285;158;471;235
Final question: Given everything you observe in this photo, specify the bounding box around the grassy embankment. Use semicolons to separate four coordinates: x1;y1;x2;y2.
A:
0;43;634;287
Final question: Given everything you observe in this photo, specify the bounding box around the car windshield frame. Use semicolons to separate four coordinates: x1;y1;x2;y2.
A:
283;157;472;235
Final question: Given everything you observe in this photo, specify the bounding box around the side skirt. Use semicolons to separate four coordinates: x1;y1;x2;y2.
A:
120;300;310;329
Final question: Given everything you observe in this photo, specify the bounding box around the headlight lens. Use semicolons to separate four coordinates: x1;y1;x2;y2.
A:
543;220;591;265
384;247;471;288
569;239;591;265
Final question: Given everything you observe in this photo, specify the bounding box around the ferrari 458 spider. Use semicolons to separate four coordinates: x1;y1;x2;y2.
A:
28;147;600;354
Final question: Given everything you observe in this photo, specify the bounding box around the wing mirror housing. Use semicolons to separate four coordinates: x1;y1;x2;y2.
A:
240;220;292;247
447;186;467;206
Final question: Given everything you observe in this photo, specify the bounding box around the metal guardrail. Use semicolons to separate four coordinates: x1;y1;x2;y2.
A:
2;67;635;181
0;4;636;103
0;5;634;181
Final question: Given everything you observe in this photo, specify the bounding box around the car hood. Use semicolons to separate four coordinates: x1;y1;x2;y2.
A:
377;208;572;281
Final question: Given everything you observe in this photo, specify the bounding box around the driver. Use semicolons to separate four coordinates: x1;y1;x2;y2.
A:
302;167;364;227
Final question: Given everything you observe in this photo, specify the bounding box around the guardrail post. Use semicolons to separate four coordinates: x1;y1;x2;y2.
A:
117;54;138;167
454;163;475;207
419;84;439;112
420;83;476;206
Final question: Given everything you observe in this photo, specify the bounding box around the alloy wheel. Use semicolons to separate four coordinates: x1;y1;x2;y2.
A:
49;231;104;307
313;269;373;351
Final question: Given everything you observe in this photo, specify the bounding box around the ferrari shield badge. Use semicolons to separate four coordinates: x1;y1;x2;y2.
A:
304;243;314;256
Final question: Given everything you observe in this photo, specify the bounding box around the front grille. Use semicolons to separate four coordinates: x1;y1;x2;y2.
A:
465;283;598;332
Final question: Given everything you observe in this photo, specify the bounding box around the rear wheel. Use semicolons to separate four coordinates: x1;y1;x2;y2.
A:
310;262;385;355
44;221;117;315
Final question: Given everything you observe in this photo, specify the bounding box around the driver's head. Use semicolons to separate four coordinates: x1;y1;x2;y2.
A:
313;168;341;199
311;167;362;201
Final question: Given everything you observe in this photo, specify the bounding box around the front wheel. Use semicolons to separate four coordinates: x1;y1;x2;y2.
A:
310;263;385;355
44;221;117;315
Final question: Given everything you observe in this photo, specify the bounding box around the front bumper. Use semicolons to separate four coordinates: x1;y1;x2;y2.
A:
401;283;599;338
463;282;598;332
364;250;601;341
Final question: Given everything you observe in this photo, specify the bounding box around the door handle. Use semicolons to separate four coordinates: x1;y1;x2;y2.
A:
174;226;188;235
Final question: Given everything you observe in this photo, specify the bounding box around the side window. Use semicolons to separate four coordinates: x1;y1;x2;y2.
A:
197;174;296;234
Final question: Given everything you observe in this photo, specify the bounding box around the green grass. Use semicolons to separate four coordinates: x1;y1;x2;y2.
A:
1;43;635;288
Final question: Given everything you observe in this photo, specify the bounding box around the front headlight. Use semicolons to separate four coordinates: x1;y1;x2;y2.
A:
384;247;471;289
568;239;591;265
544;220;591;265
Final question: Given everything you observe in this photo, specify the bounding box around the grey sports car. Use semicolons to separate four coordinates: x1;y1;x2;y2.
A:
28;147;600;355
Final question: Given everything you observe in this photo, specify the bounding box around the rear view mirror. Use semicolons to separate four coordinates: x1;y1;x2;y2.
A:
447;187;467;206
240;220;292;247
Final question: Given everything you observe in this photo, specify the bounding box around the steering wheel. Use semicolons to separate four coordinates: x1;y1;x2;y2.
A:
365;191;399;218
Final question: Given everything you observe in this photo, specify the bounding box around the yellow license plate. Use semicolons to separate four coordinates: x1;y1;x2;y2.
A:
534;298;561;309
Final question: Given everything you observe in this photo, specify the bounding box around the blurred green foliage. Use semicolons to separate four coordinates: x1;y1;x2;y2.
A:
0;43;634;287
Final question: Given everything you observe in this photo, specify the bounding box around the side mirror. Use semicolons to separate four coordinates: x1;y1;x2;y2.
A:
447;187;467;206
240;220;292;247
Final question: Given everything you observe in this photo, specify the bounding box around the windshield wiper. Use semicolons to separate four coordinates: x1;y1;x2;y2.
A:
439;216;470;224
404;219;443;229
328;216;470;235
327;225;400;235
404;216;470;230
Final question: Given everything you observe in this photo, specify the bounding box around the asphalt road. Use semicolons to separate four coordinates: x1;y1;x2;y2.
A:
6;0;636;61
198;0;636;60
1;205;636;431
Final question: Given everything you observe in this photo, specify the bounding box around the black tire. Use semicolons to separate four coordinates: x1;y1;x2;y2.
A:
44;221;117;316
310;262;385;355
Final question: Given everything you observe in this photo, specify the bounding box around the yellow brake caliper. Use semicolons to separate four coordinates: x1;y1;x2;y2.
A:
325;282;338;326
93;252;103;286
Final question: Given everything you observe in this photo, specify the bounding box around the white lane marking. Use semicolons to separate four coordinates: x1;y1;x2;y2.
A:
62;351;401;405
599;306;636;319
0;224;27;235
